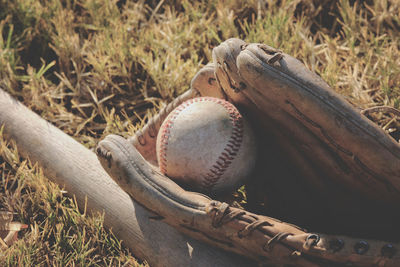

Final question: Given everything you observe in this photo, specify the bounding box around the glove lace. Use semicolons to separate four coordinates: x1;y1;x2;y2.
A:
208;202;297;253
210;202;246;228
263;232;293;252
238;220;273;238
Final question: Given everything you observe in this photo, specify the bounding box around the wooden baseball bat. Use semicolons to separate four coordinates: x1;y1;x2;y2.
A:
0;88;251;267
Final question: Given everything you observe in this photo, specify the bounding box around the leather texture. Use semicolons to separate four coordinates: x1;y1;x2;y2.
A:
213;38;400;241
97;38;400;266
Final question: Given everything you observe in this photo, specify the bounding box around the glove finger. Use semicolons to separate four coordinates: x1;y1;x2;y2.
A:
236;43;400;202
191;62;225;99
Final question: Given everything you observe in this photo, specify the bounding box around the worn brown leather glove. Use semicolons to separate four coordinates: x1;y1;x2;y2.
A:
96;38;400;266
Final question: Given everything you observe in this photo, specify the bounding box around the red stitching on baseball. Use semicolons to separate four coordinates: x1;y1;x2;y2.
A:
159;106;185;173
159;97;244;191
159;97;214;173
201;99;244;191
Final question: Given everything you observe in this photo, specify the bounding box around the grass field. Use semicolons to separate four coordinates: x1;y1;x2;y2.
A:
0;0;399;265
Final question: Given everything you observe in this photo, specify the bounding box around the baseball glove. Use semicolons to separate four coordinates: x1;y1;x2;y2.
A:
96;38;400;266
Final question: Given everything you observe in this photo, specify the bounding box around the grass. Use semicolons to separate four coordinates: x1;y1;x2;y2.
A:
0;0;399;265
0;130;144;266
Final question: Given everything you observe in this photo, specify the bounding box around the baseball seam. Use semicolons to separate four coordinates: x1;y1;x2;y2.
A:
202;100;243;191
159;97;243;191
158;103;188;174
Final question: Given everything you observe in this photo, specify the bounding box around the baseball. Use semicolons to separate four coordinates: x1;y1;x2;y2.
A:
156;96;256;194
